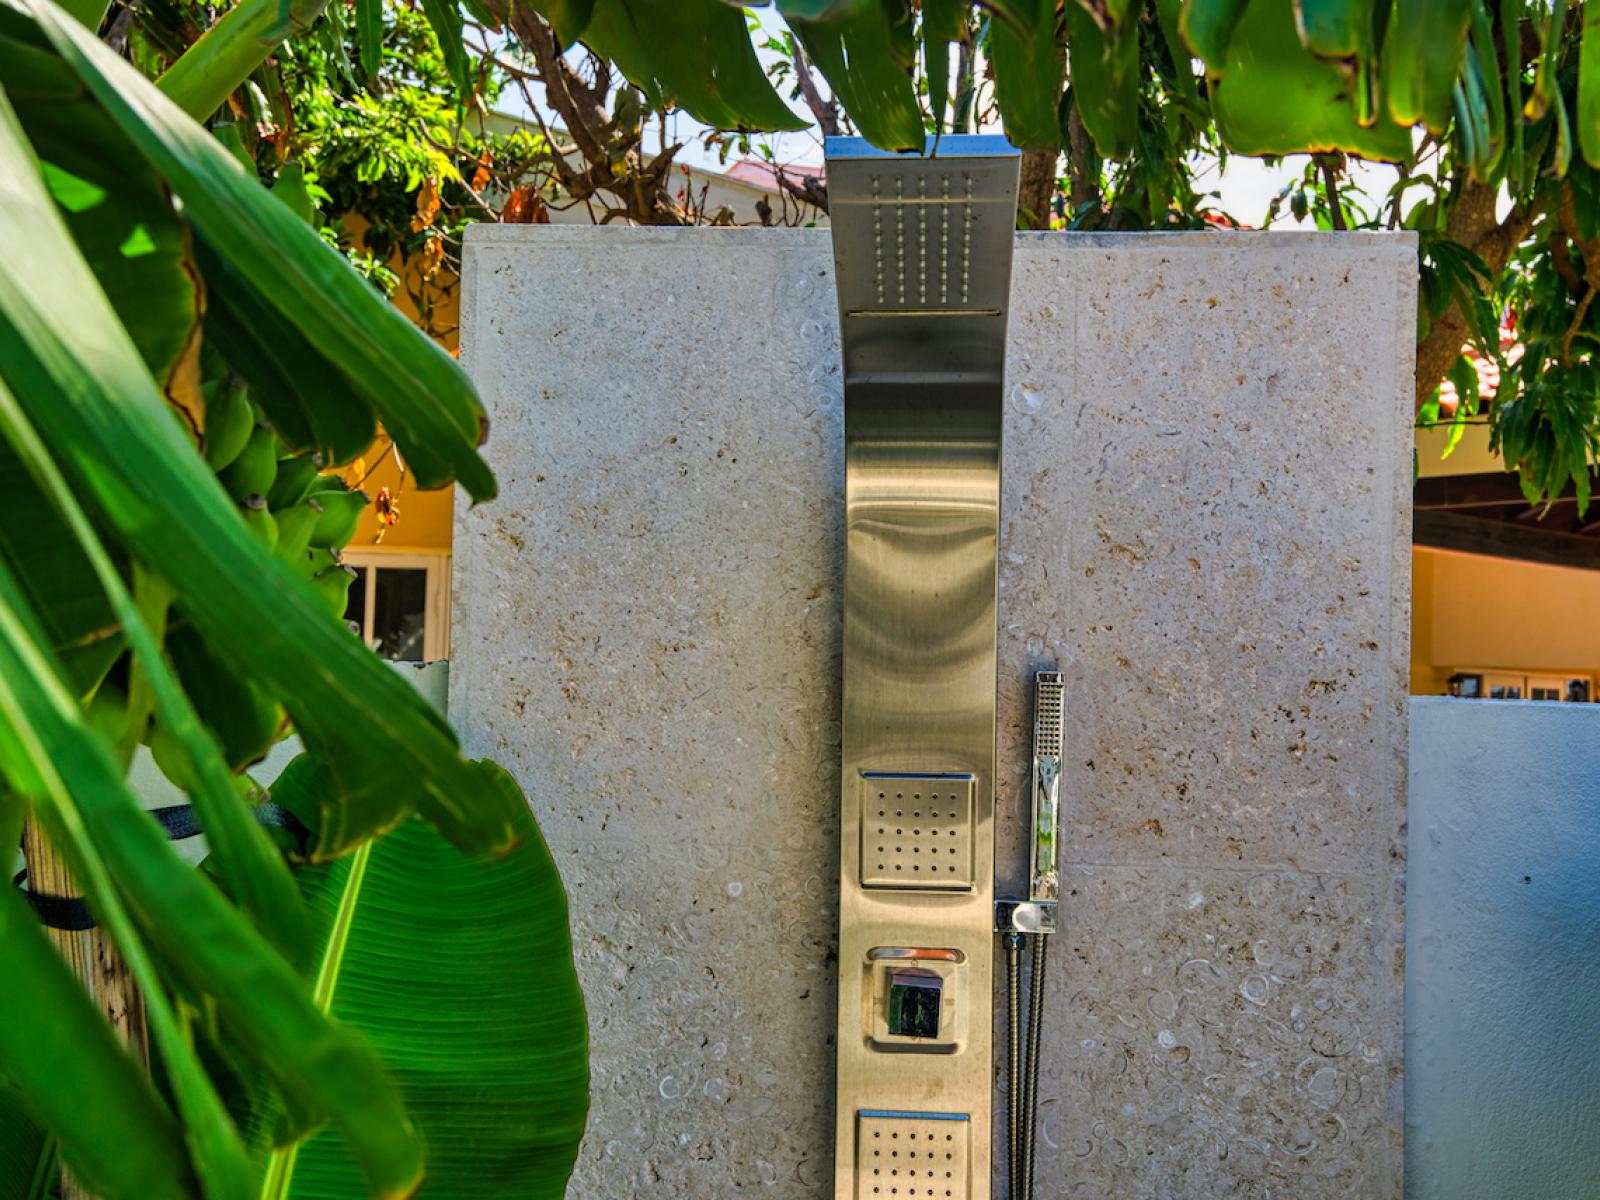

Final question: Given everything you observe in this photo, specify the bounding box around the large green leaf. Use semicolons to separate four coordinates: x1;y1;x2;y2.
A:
1581;0;1600;167
1381;0;1473;132
1209;0;1413;160
15;0;496;499
262;764;589;1199
784;0;925;150
987;0;1064;152
531;0;596;40
0;881;192;1200
1295;0;1378;122
0;435;119;698
0;549;257;1200
0;546;421;1198
0;1074;52;1200
1180;0;1249;64
586;0;806;132
197;241;378;466
153;0;332;121
0;797;56;1200
0;25;202;438
578;0;667;108
0;373;311;966
0;6;525;865
1066;0;1138;160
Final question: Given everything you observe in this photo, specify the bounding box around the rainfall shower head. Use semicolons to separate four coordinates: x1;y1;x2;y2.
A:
825;136;1021;385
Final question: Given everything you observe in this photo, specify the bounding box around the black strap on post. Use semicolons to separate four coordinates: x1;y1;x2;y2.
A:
14;800;310;931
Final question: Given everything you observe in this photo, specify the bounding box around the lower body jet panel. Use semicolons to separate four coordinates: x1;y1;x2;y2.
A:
854;1110;974;1200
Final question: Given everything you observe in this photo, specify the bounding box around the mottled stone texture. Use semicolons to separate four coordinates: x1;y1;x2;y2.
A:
453;227;1414;1198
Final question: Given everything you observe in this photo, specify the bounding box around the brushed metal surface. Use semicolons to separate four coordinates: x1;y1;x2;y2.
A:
828;136;1019;1200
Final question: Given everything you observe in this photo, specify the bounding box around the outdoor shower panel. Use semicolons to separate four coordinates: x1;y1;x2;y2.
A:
826;136;1021;1200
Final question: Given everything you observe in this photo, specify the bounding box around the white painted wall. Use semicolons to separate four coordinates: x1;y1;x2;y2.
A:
1406;697;1600;1199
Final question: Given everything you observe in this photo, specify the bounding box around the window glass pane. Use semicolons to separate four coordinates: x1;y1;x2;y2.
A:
372;567;427;661
343;565;367;639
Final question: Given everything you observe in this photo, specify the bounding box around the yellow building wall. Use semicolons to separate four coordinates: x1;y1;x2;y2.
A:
341;435;454;553
338;214;461;556
1410;545;1600;694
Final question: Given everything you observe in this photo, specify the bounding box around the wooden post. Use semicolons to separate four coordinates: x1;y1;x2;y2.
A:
21;818;147;1200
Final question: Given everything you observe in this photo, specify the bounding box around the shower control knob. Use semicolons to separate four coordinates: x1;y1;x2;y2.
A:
886;970;944;1039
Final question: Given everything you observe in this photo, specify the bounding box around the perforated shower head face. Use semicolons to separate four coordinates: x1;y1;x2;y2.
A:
825;136;1021;384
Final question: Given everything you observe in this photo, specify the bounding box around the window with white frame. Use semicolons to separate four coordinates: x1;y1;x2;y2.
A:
339;550;450;662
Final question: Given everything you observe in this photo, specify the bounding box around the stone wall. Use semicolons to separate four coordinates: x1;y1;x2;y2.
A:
452;226;1415;1198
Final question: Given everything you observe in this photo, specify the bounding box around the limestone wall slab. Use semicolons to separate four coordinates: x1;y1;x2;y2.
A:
454;226;1414;1198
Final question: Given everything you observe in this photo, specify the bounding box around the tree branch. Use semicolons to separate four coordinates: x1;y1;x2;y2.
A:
1413;180;1538;409
789;37;840;138
1318;155;1348;231
1063;101;1101;221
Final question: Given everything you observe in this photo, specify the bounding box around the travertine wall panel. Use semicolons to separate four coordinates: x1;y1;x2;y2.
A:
454;227;1414;1197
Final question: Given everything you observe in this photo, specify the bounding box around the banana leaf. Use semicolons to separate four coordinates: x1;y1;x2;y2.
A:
13;0;496;499
0;545;263;1200
784;0;925;150
0;436;119;698
261;758;589;1199
1209;0;1412;161
584;0;806;132
0;880;192;1200
0;10;526;864
1581;0;1600;167
1381;0;1473;132
0;378;311;971
987;0;1064;153
0;23;203;441
0;1077;52;1200
0;542;425;1198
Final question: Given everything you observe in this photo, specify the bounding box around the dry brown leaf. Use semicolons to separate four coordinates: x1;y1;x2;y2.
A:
412;177;441;232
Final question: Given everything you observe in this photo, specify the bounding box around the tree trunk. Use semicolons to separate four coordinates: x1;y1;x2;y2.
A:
1413;181;1536;409
21;819;147;1200
1063;104;1101;221
1017;149;1057;231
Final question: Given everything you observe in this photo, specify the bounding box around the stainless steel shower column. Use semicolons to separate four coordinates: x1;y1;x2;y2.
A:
826;135;1020;1200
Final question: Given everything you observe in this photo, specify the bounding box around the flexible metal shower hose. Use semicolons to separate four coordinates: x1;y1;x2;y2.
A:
1006;932;1022;1199
1020;933;1048;1199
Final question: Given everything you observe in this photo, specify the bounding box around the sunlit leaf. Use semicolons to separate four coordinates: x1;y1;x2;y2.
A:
261;773;589;1199
1381;0;1473;132
1209;0;1412;160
